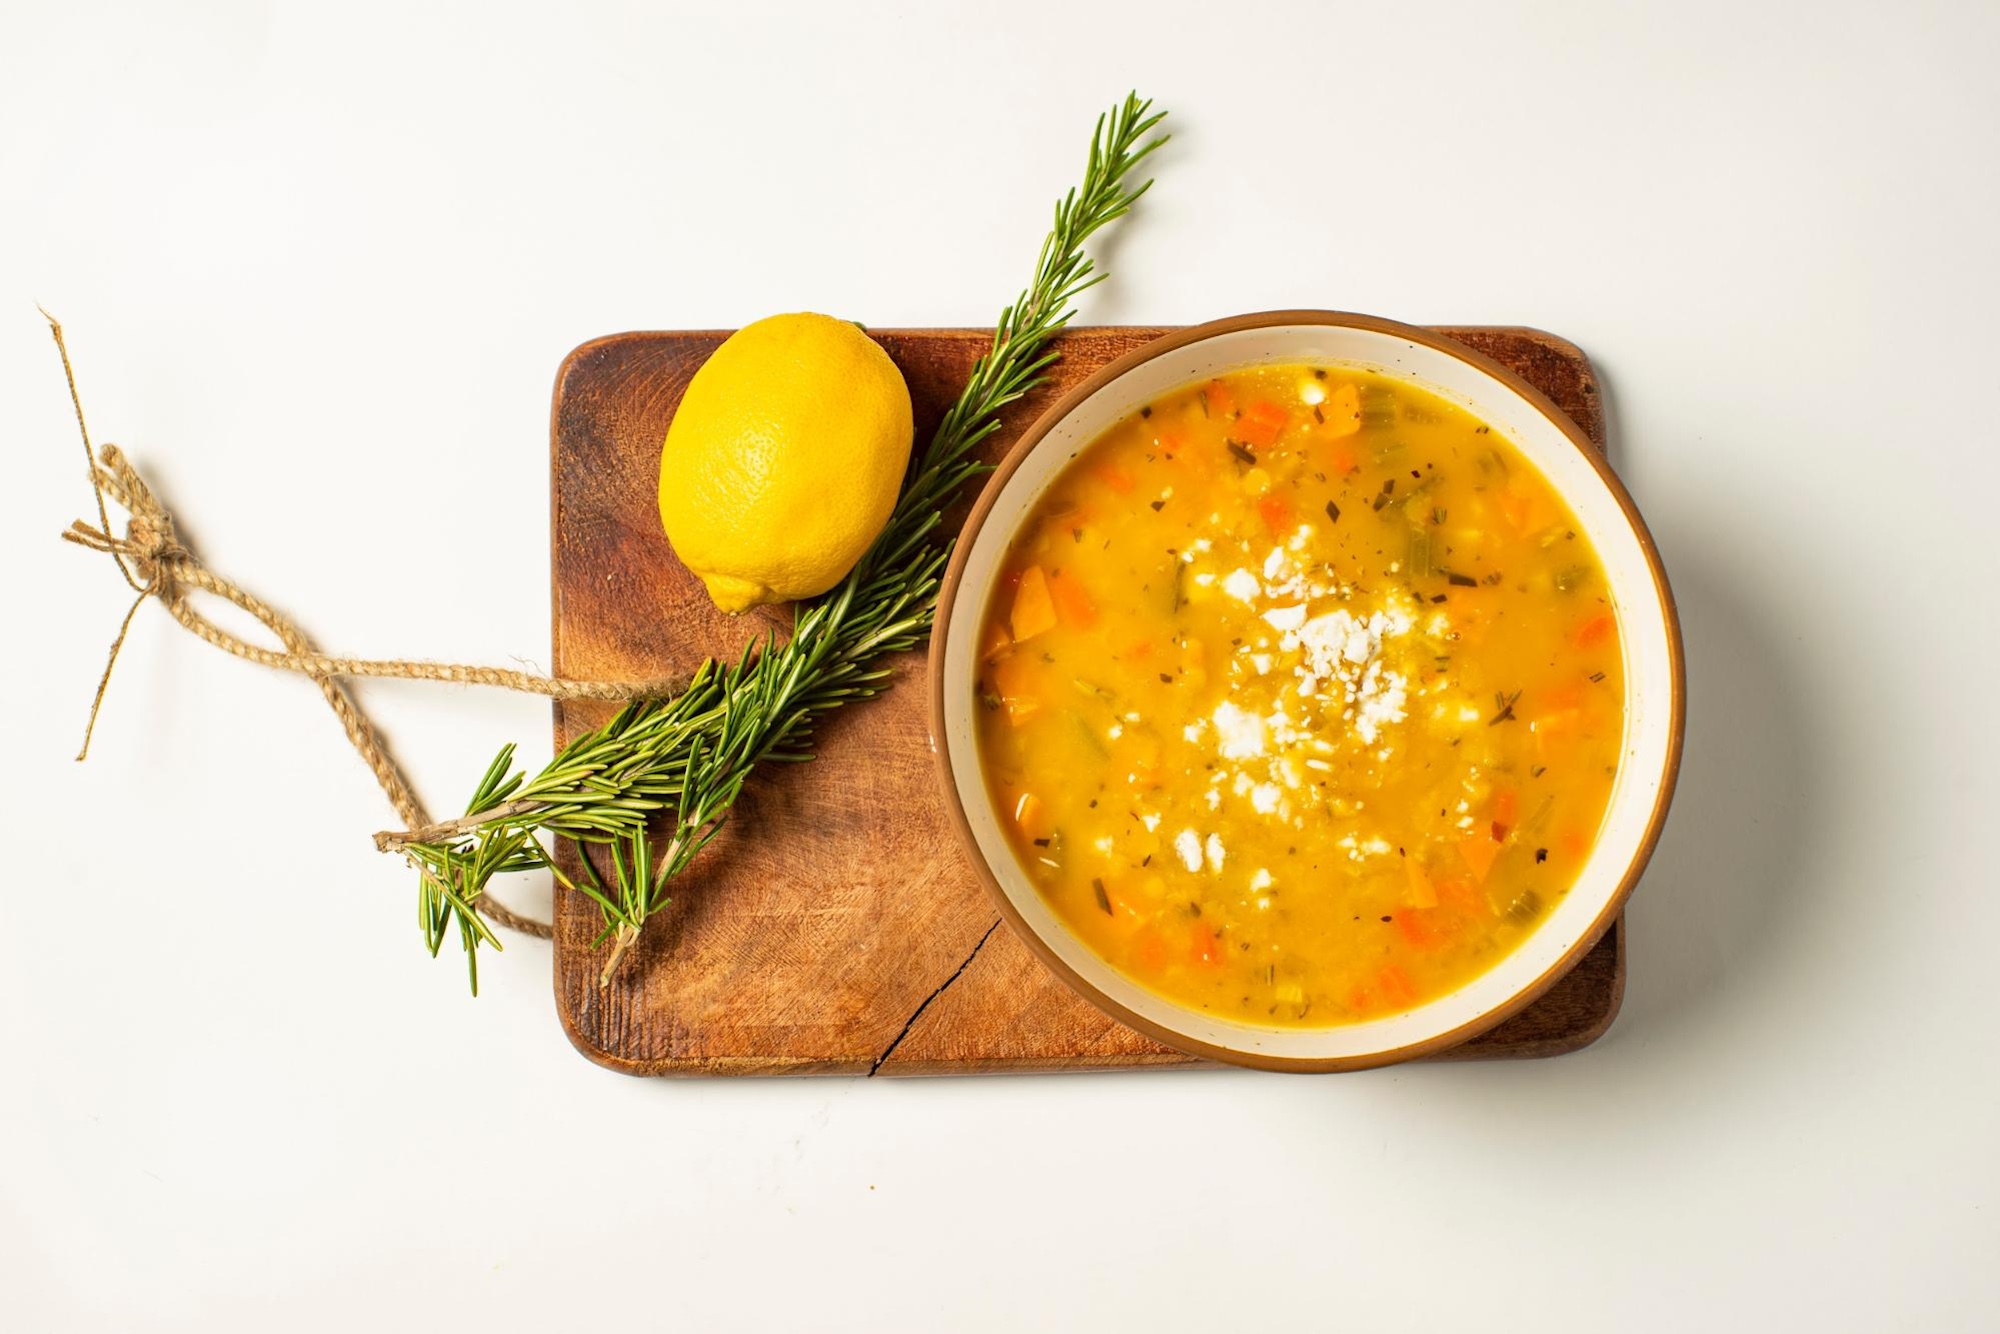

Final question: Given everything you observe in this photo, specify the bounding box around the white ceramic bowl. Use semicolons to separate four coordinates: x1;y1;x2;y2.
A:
929;311;1684;1071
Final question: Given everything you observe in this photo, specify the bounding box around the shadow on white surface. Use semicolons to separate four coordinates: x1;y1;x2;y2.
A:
1584;366;1821;1057
1612;535;1816;1046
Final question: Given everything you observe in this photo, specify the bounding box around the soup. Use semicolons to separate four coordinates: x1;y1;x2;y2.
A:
972;365;1624;1026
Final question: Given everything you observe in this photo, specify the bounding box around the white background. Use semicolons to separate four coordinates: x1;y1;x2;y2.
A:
4;1;1995;1329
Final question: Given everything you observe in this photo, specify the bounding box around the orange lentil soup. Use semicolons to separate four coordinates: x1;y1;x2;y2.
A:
973;365;1624;1026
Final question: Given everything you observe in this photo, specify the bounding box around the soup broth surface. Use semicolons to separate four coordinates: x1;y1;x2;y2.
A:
973;364;1624;1025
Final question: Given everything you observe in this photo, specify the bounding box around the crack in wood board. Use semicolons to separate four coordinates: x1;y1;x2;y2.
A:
869;920;1002;1075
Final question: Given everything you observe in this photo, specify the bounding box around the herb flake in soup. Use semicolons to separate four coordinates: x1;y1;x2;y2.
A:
972;365;1624;1026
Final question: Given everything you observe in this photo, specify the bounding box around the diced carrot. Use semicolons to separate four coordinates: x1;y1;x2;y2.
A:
1375;964;1419;1008
1395;910;1446;950
1403;857;1439;909
1128;639;1153;660
1237;399;1288;447
1203;379;1235;417
1010;791;1050;841
1498;484;1549;534
1321;383;1362;438
1158;430;1214;479
978;621;1011;662
1491;789;1519;842
1094;877;1146;927
991;653;1041;726
1532;687;1585;749
1047;567;1097;628
1435;874;1481;913
1189;920;1221;966
1459;834;1501;885
1009;566;1057;642
1533;713;1578;758
990;654;1034;695
1132;928;1168;972
1347;984;1374;1014
1562;830;1590;857
1574;612;1615;648
1094;463;1136;493
1542;683;1585;713
1325;439;1360;475
1257;493;1294;534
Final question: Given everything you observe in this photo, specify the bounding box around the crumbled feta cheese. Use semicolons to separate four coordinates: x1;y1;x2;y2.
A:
1262;604;1306;632
1174;829;1202;872
1205;833;1226;872
1292;602;1416;744
1221;569;1260;603
1211;701;1268;759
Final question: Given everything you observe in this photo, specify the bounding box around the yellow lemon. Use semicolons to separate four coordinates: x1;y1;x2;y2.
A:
658;313;913;613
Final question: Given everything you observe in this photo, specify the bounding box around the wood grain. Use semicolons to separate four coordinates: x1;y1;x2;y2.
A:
549;326;1625;1076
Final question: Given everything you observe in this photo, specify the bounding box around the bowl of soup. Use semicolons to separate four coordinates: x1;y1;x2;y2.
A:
928;311;1683;1071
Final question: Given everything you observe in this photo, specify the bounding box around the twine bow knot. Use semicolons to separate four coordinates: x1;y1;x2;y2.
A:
65;443;188;584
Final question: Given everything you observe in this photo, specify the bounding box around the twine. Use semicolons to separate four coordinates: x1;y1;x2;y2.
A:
48;313;687;941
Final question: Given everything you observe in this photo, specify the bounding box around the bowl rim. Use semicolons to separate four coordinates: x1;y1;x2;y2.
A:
927;309;1685;1072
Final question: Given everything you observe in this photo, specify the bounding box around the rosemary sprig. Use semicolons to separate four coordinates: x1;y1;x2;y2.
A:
388;93;1169;991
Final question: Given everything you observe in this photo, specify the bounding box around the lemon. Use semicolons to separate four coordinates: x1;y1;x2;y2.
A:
658;313;914;613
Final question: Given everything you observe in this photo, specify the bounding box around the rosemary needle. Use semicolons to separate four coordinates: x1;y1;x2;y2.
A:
392;93;1170;992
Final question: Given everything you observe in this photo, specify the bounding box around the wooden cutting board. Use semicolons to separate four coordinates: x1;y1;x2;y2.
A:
549;325;1625;1076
